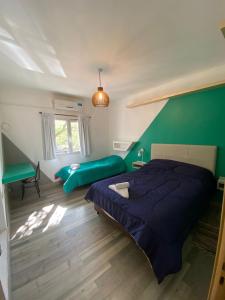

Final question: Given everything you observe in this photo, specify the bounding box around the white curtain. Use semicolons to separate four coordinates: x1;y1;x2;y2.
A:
41;113;56;160
78;116;91;157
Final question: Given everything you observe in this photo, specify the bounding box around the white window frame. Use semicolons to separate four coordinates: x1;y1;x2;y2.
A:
55;116;80;155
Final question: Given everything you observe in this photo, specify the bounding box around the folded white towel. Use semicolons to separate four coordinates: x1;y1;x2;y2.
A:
109;184;129;198
115;182;129;190
71;163;80;170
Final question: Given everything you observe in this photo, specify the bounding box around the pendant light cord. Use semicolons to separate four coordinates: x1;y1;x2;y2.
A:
98;68;102;87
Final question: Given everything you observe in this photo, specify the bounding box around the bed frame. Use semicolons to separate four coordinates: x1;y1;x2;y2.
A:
95;204;133;238
94;203;153;266
151;143;217;175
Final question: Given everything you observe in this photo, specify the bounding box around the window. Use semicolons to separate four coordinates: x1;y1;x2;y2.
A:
55;118;80;154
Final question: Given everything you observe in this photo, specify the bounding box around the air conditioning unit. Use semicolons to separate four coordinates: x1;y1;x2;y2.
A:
54;99;83;112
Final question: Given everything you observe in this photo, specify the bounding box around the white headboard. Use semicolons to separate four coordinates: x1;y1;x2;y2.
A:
151;144;217;174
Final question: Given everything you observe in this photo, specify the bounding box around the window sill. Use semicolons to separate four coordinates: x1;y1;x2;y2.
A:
56;151;81;157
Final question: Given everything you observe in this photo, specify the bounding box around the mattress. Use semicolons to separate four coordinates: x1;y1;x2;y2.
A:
85;159;216;282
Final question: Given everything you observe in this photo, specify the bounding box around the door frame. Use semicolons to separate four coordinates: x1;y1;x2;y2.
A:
208;188;225;299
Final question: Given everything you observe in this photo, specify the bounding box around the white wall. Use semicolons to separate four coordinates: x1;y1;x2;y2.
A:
108;98;167;157
0;110;10;300
0;84;167;181
0;86;110;181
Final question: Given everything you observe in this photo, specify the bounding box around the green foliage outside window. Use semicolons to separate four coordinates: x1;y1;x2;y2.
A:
55;119;80;153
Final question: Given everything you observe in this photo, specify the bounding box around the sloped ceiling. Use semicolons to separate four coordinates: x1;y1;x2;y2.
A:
0;0;225;103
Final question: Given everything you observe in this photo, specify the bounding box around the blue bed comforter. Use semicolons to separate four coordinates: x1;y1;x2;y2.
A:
85;159;216;282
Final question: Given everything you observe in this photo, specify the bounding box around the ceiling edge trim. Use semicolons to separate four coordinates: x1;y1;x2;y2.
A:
126;79;225;108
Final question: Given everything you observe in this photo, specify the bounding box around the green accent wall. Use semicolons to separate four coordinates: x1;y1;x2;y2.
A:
125;85;225;177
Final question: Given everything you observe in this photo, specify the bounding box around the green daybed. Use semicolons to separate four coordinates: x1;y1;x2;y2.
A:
55;155;126;193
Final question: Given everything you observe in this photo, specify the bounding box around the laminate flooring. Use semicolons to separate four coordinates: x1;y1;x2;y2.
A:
10;183;215;300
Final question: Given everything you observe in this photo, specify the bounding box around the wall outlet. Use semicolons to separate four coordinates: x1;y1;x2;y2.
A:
217;177;225;191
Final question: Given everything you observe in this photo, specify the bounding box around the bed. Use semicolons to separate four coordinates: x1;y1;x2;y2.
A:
55;155;126;193
85;144;217;282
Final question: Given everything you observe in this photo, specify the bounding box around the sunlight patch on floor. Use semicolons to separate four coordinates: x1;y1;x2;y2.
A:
42;205;67;232
11;204;67;240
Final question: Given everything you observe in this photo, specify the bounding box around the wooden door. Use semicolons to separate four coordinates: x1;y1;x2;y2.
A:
208;188;225;299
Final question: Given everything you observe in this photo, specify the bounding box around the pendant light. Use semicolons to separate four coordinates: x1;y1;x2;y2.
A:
92;68;109;107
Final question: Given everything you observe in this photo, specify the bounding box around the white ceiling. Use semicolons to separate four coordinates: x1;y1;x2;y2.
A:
0;0;225;103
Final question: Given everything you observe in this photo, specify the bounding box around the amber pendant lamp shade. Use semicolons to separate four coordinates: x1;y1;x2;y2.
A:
92;68;109;107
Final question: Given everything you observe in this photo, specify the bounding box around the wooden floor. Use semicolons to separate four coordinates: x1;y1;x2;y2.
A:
9;183;215;300
193;193;222;253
